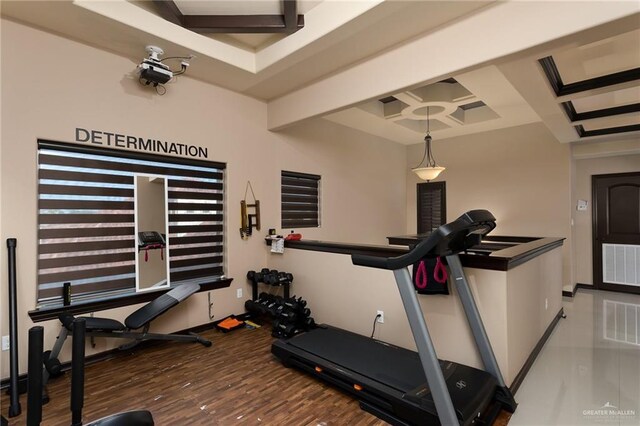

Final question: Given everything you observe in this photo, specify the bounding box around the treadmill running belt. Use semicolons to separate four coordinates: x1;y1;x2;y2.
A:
288;326;434;392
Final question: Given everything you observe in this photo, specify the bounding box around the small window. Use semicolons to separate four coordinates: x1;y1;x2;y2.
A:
37;140;226;309
417;182;446;233
281;170;320;229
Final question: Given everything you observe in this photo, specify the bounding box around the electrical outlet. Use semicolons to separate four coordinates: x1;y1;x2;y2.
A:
2;335;9;351
545;298;548;310
376;310;384;324
236;288;243;299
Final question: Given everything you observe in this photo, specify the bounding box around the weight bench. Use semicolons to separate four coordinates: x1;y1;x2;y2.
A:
43;283;211;387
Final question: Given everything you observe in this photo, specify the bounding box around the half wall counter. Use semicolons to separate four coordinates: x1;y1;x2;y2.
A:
265;235;564;390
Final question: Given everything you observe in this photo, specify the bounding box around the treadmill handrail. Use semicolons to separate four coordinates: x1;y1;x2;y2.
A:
351;210;496;270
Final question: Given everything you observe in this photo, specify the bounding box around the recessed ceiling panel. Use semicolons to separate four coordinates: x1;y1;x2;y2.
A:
553;29;640;83
395;119;450;133
581;113;640;131
174;1;322;15
459;106;500;124
572;86;640;112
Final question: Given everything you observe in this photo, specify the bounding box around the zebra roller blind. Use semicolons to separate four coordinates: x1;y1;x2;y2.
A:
281;170;321;229
37;140;225;308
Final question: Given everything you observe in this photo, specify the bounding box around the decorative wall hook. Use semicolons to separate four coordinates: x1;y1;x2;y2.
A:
240;181;260;239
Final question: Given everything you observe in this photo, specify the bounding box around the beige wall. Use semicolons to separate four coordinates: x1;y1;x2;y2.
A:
406;122;574;289
506;248;563;382
572;154;640;286
274;119;407;245
0;19;406;378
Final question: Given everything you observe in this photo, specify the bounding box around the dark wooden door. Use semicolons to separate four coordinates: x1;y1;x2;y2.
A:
593;172;640;294
417;182;446;234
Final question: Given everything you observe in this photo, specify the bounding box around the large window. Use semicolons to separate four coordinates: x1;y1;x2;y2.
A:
37;140;225;309
281;170;320;229
417;182;446;234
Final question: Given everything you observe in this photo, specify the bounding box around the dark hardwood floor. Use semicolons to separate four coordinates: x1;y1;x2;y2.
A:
2;324;512;425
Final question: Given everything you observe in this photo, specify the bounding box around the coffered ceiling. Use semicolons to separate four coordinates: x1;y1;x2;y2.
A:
538;30;640;140
499;25;640;146
324;66;541;145
1;1;639;148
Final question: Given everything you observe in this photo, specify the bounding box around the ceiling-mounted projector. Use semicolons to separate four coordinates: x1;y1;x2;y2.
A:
138;45;173;86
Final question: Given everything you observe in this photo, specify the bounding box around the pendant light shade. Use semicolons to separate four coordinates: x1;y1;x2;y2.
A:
412;107;445;181
413;166;446;181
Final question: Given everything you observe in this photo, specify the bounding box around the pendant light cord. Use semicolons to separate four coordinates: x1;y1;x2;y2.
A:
413;106;434;169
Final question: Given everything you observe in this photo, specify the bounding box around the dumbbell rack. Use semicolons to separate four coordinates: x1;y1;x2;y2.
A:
249;269;291;301
245;269;316;339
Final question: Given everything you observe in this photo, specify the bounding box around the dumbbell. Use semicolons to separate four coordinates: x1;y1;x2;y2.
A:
272;303;285;317
246;270;264;284
283;298;311;320
301;317;316;330
258;269;277;285
281;272;292;281
247;268;274;283
257;293;274;304
244;299;261;314
265;296;284;316
253;293;277;314
277;309;298;323
299;307;311;318
263;271;277;285
257;298;273;314
263;270;282;286
244;292;272;314
283;296;306;312
272;319;298;338
265;272;294;286
244;299;256;312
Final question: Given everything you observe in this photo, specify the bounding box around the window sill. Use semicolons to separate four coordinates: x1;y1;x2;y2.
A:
28;278;233;322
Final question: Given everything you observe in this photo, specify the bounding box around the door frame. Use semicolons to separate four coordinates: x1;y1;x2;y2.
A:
592;171;640;294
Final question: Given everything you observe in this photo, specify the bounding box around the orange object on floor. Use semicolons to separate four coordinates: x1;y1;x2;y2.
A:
218;317;244;330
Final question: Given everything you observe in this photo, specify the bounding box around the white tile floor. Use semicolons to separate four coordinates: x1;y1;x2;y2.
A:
510;289;640;425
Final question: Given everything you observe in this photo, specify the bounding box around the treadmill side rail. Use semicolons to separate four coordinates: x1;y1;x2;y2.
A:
393;268;460;426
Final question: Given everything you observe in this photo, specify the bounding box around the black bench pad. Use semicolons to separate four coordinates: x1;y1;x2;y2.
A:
124;283;200;330
60;314;125;332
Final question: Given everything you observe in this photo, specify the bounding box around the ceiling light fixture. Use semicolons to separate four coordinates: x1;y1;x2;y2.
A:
412;106;445;181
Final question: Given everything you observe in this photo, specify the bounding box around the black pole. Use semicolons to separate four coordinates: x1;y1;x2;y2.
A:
7;238;21;417
71;318;85;426
27;326;44;426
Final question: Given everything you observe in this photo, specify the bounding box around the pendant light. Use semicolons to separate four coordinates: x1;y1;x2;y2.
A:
412;106;445;181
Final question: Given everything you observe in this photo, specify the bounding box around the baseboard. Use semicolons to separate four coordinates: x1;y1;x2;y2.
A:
1;319;220;389
575;283;592;293
563;283;593;298
509;307;564;395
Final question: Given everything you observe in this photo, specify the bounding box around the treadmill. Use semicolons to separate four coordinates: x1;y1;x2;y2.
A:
272;210;517;425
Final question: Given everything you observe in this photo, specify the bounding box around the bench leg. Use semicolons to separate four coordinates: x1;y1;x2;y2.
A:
42;327;69;403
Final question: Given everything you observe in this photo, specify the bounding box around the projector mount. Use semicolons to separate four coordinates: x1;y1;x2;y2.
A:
138;45;192;95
